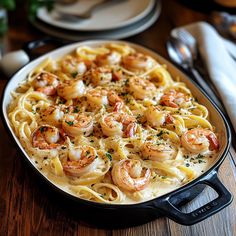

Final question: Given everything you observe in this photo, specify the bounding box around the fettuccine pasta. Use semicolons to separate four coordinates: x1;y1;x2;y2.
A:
8;43;219;204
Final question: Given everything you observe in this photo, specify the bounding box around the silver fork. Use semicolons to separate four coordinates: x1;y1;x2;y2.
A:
55;0;123;21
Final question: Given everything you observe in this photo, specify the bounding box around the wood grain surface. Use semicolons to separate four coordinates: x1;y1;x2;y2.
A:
1;0;236;235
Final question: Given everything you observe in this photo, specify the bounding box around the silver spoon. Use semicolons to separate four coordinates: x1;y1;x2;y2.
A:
166;37;224;111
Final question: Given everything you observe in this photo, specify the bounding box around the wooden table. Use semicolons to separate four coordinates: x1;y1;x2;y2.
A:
1;0;236;235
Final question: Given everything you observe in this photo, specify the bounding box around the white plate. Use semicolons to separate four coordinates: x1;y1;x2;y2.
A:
37;0;155;31
32;0;160;41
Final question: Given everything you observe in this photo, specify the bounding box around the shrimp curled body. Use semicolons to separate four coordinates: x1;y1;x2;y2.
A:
96;51;121;66
123;53;155;71
32;125;63;149
32;72;59;96
112;159;151;192
181;128;219;153
57;79;85;100
145;105;171;127
160;89;191;108
100;112;137;137
86;88;123;111
63;146;99;177
128;77;156;100
62;113;93;137
61;56;87;75
41;105;65;126
90;66;112;86
141;141;176;161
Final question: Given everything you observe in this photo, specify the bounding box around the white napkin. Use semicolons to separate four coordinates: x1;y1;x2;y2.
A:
171;22;236;132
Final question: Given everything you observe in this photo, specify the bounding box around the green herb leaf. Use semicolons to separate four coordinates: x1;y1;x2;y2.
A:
39;127;46;133
106;152;112;161
156;130;164;137
65;121;74;126
196;154;205;159
71;71;78;78
198;159;206;164
73;106;79;113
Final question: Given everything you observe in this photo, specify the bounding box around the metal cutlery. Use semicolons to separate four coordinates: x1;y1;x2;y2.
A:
54;0;124;21
173;29;197;60
166;36;225;112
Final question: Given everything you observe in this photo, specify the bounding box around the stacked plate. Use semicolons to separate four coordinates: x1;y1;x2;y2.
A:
32;0;161;41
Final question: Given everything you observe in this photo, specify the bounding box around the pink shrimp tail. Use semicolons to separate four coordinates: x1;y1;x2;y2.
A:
125;123;137;137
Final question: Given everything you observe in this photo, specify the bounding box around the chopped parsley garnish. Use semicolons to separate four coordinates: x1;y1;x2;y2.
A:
85;150;90;156
39;127;46;133
125;97;131;103
65;121;74;126
121;92;128;96
198;159;206;164
73;106;79;113
71;72;78;78
156;130;164;137
32;108;36;114
161;176;167;179
106;152;112;161
196;154;205;159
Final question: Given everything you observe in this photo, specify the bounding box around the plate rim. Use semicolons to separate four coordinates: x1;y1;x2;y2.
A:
31;0;161;41
37;0;156;32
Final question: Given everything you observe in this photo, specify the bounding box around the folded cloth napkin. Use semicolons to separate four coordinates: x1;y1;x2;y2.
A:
171;22;236;132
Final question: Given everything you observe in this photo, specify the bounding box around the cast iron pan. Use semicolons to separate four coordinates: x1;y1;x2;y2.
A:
1;38;233;228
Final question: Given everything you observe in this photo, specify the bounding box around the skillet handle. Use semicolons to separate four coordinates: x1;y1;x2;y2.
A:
155;171;232;225
0;37;66;77
22;37;66;60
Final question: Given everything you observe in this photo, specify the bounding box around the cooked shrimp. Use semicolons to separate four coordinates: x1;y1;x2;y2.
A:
86;88;123;111
62;113;93;137
181;128;219;153
90;66;112;85
41;105;65;126
112;159;151;192
100;112;137;137
122;53;155;71
86;87;109;108
57;79;85;100
32;125;63;149
107;91;124;112
145;105;172;127
128;77;156;100
32;72;59;96
96;51;121;66
141;141;176;161
61;56;87;76
63;145;99;177
160;89;191;108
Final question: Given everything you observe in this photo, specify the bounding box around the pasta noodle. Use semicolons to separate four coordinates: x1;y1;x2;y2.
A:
8;43;219;204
